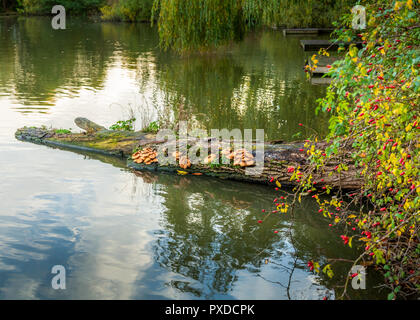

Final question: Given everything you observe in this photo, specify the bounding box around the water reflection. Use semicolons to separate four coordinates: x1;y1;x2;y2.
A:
0;143;385;299
0;16;328;141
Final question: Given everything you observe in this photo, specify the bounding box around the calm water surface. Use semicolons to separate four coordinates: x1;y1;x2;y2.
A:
0;17;383;299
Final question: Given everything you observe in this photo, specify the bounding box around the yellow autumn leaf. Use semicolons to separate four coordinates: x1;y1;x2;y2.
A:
276;181;282;188
314;262;320;273
407;0;413;9
394;1;403;10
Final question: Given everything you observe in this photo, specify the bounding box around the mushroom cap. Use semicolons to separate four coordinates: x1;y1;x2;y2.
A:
233;150;254;162
132;153;141;160
134;148;158;165
179;156;191;168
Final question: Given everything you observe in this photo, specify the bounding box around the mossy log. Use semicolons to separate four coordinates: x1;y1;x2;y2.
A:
15;118;362;189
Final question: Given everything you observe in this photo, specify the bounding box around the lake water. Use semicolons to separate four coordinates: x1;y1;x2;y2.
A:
0;16;382;299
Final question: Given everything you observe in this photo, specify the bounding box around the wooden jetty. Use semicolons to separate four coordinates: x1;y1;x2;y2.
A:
282;28;334;36
310;78;332;85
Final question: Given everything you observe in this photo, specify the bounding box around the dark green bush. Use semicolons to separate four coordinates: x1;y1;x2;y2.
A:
101;0;154;21
17;0;105;15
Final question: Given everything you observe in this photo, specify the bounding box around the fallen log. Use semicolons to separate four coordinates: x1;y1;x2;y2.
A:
15;118;363;189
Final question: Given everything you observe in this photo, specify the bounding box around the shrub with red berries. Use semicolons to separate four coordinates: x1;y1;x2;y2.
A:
298;0;419;299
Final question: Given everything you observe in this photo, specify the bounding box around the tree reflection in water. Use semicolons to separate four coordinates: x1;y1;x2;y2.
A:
132;170;381;299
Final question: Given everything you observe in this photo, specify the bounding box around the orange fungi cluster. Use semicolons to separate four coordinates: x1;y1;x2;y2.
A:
132;148;158;165
221;148;255;167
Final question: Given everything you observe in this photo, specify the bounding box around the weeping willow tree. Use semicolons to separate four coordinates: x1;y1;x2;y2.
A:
151;0;245;52
152;0;355;52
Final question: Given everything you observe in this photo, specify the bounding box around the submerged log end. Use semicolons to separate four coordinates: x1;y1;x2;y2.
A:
75;117;107;133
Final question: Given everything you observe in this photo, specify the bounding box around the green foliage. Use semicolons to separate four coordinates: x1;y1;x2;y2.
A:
242;0;354;29
152;0;247;52
17;0;104;15
142;121;160;133
100;0;154;21
152;0;354;52
54;128;72;134
295;0;419;299
109;118;136;131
